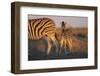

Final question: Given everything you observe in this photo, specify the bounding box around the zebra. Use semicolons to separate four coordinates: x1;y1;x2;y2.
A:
55;21;73;55
28;18;59;55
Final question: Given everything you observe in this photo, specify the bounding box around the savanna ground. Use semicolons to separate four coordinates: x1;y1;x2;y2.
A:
28;27;88;60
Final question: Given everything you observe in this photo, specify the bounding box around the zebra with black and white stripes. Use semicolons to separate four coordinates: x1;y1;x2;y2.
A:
55;21;73;55
28;18;59;55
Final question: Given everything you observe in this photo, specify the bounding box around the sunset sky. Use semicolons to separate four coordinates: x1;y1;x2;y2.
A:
28;15;88;28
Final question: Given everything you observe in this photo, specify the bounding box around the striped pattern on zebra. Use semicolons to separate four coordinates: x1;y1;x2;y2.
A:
28;18;58;55
55;21;73;55
56;30;73;55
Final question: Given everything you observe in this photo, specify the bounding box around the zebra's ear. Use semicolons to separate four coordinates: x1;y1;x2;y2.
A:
61;21;66;29
61;21;66;25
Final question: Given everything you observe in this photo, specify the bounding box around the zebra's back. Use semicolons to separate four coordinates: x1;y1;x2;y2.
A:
28;18;56;40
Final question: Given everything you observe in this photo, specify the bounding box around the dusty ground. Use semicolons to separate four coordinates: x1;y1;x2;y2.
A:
28;28;88;60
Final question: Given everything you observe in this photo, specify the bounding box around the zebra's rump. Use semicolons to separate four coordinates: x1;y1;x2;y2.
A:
28;18;56;40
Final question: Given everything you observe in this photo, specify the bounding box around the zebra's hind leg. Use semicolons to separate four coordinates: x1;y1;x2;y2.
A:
62;38;69;55
67;38;72;52
51;37;60;55
47;41;52;55
45;37;52;56
59;38;64;56
46;36;59;56
64;40;69;55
